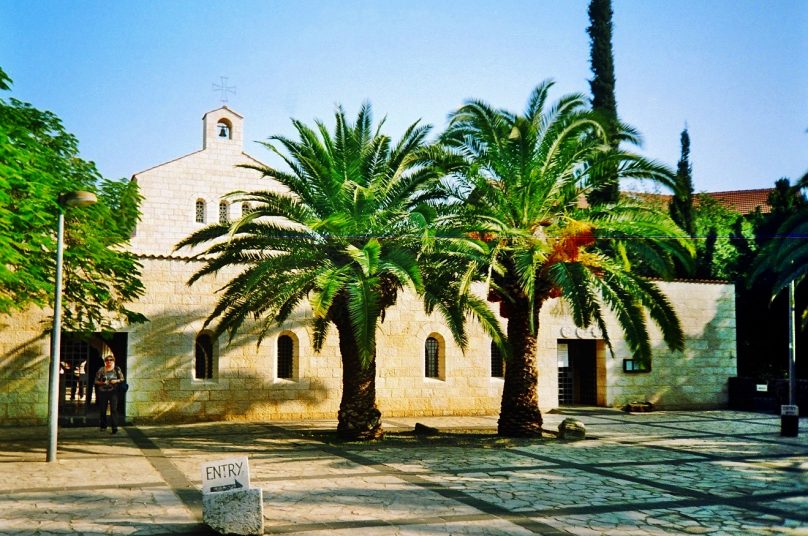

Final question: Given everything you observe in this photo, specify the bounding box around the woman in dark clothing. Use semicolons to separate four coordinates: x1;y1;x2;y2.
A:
95;354;125;433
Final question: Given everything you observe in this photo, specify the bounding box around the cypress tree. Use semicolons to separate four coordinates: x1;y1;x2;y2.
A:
586;0;620;205
669;127;695;237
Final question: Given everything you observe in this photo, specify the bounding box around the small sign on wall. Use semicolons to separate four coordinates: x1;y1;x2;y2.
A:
781;405;799;417
201;456;251;494
623;359;651;373
756;384;768;392
557;343;569;368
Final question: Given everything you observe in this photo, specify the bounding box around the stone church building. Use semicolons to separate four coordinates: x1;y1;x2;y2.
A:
0;107;738;426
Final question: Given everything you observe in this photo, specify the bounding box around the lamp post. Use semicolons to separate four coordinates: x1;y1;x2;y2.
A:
780;279;799;437
47;191;97;462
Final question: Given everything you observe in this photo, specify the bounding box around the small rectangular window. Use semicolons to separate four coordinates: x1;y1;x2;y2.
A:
623;358;651;373
195;334;214;379
277;335;294;379
425;337;439;378
195;200;206;223
490;342;504;378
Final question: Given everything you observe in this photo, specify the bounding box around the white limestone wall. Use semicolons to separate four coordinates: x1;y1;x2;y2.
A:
126;256;340;422
0;275;736;425
130;107;278;258
126;259;503;423
374;284;505;417
126;265;736;423
601;280;737;409
536;280;736;410
0;307;51;425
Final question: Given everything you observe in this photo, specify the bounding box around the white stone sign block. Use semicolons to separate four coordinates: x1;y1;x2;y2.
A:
203;488;264;536
201;456;251;494
781;405;799;416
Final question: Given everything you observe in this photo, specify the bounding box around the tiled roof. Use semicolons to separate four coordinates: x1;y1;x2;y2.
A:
622;188;773;215
703;188;773;214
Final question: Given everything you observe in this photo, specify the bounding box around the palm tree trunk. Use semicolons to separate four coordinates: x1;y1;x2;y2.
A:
497;293;543;437
332;306;383;441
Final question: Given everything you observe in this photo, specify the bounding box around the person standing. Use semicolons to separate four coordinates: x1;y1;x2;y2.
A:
77;359;87;399
95;354;124;433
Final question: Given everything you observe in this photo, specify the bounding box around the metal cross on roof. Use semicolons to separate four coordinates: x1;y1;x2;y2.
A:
213;76;236;104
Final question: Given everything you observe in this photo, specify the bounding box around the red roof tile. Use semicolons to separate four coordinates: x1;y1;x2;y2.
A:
621;188;773;215
703;188;773;214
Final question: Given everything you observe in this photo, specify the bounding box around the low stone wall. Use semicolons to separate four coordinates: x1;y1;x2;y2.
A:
602;281;737;409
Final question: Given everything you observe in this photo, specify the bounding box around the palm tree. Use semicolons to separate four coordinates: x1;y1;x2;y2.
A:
175;104;500;440
440;80;694;437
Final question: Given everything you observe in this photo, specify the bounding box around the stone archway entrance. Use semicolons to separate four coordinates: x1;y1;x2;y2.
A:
557;339;598;406
59;333;128;426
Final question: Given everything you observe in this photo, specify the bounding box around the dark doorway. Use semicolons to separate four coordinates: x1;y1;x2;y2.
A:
558;339;597;405
58;332;128;426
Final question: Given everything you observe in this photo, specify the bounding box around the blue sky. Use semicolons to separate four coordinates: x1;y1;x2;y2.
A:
2;0;806;192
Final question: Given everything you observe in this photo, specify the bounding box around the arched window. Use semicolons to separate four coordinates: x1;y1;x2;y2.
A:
491;341;504;378
219;201;229;224
425;337;439;378
195;333;214;380
277;335;294;379
241;202;252;217
195;199;206;223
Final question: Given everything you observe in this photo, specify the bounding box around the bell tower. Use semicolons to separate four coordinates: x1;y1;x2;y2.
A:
202;106;244;150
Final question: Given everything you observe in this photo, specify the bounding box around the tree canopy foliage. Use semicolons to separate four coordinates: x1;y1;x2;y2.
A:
440;80;692;436
586;0;620;205
669;127;695;238
0;67;145;333
691;193;755;280
176;104;503;440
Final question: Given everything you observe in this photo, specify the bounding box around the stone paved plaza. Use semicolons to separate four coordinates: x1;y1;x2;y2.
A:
0;410;805;535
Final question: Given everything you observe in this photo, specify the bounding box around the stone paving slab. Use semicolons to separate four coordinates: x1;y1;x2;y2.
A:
646;419;783;435
0;488;196;535
607;459;808;497
351;446;559;473
0;410;805;536
420;466;687;512
288;519;538;535
261;474;486;530
576;422;713;440
534;504;805;536
513;441;704;465
761;495;808;519
644;436;808;457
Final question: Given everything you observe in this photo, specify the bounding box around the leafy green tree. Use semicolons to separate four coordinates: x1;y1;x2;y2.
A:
586;0;620;205
176;105;502;440
728;176;807;379
440;80;693;437
691;193;753;279
669;127;695;238
0;67;145;332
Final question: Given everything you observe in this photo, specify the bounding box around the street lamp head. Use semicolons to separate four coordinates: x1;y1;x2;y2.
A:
58;191;97;208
